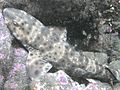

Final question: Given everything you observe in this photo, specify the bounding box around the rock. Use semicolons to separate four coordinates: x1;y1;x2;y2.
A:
30;70;84;90
86;79;112;90
0;0;5;9
108;61;120;81
0;11;13;88
109;61;120;70
114;83;120;90
88;24;120;62
4;48;29;90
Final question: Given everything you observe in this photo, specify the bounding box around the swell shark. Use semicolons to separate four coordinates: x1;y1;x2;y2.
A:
2;8;115;82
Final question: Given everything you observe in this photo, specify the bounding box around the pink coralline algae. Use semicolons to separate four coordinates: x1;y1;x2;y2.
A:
0;52;6;60
84;83;100;90
105;26;112;33
71;87;79;90
14;48;28;57
5;82;18;89
71;82;84;90
56;70;69;85
0;30;11;41
8;48;28;79
57;75;68;85
9;63;26;77
13;63;26;71
9;82;18;89
5;47;29;90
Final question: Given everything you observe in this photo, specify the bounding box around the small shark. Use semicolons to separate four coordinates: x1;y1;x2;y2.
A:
3;8;68;80
3;8;114;82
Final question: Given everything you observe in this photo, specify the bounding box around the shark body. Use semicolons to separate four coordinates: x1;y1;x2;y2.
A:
3;8;111;81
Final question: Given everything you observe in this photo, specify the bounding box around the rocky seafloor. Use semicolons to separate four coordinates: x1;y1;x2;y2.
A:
0;0;120;90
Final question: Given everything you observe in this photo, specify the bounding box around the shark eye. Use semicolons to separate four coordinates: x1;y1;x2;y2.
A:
13;20;19;26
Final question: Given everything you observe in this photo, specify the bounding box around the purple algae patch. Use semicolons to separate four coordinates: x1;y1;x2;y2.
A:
4;81;18;89
84;83;100;90
0;30;10;41
56;70;69;85
9;63;26;77
13;63;26;71
0;52;6;60
14;48;28;57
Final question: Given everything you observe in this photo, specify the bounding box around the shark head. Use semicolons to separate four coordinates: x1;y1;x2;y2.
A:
3;8;47;47
3;8;67;49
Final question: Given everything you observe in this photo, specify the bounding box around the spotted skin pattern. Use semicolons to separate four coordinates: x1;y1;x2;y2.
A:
3;8;109;81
